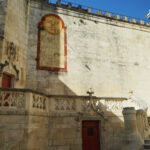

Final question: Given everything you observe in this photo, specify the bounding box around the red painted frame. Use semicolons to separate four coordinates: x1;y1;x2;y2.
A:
37;14;67;71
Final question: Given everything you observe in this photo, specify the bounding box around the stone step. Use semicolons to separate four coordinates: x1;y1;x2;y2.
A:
145;140;150;144
144;144;150;149
148;117;150;125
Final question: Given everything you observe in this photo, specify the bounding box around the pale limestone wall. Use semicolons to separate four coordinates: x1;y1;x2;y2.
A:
0;0;28;88
26;115;49;150
0;0;7;64
0;110;123;150
0;89;127;150
26;1;150;113
48;117;82;150
0;115;28;150
0;0;6;37
0;114;49;150
1;88;149;150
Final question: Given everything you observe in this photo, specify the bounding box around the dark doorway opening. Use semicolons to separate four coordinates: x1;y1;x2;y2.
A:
2;73;13;88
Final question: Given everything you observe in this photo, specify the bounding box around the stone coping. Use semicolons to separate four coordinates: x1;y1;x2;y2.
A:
31;0;150;27
0;88;127;100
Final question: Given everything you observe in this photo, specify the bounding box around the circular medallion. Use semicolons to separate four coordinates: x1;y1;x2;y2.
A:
43;15;63;34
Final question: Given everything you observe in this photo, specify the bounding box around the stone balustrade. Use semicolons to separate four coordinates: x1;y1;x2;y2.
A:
0;88;144;118
0;89;48;114
0;90;25;108
0;88;130;116
136;109;150;139
0;88;143;116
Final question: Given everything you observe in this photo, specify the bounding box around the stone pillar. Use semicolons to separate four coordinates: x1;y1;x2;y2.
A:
122;107;143;150
136;110;145;139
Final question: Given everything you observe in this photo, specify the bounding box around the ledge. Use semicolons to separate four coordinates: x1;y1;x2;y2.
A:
31;0;150;28
0;88;127;100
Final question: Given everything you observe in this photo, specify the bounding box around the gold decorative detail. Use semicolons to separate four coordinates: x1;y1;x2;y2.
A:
43;16;63;34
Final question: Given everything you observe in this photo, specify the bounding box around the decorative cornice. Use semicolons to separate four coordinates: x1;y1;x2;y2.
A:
32;0;150;27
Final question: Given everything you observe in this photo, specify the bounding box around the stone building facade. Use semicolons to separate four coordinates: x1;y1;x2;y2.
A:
0;0;150;150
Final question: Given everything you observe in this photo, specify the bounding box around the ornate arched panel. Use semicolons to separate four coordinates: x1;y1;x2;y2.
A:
37;14;67;71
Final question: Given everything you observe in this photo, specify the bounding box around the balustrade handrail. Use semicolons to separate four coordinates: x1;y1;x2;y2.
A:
0;88;127;100
0;88;137;118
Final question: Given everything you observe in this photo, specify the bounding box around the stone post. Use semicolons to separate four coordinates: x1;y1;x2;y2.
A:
122;107;143;150
136;110;145;139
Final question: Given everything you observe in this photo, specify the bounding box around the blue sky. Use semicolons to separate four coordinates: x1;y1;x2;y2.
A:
51;0;150;20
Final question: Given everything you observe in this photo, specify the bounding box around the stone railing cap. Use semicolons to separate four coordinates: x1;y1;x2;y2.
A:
0;88;127;100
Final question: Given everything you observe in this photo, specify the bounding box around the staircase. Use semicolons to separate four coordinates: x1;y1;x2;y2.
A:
144;139;150;150
143;117;150;150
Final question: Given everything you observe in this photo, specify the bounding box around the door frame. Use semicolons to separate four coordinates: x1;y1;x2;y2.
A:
82;120;101;150
1;72;14;88
80;115;105;150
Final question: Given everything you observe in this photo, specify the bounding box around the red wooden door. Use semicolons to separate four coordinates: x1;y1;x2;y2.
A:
82;121;100;150
2;73;12;88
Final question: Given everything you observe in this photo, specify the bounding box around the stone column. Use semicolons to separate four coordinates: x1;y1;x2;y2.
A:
122;107;143;150
136;110;145;139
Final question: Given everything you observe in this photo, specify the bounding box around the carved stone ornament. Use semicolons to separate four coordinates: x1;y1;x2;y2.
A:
12;65;19;80
0;91;25;108
0;41;20;80
6;42;17;62
0;61;9;75
75;98;104;122
43;15;63;34
0;61;19;80
54;98;76;111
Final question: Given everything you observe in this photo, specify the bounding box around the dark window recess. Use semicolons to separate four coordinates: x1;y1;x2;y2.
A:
87;127;94;136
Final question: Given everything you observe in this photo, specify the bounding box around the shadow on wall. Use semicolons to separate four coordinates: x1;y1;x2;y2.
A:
0;88;148;150
27;6;75;95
